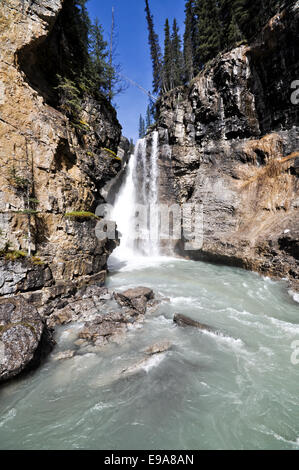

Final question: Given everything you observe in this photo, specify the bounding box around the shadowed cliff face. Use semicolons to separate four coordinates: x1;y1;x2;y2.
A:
153;2;299;289
0;1;122;302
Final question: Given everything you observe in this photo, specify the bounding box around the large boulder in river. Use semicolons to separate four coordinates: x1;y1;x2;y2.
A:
114;287;154;315
0;297;54;383
173;313;214;332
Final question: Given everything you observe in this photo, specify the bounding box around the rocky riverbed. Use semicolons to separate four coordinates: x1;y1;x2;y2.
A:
0;283;169;382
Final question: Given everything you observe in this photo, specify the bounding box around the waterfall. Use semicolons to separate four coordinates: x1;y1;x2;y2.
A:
147;131;160;256
111;131;160;260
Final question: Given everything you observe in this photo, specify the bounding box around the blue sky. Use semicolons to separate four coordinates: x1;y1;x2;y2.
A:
86;0;186;142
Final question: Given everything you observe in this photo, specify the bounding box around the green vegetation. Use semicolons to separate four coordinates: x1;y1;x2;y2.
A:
144;0;286;96
16;209;38;215
64;211;100;220
8;166;30;192
139;115;146;138
144;0;163;94
55;1;125;131
129;139;135;154
3;250;27;262
102;148;121;161
138;100;157;138
30;256;44;266
0;245;46;265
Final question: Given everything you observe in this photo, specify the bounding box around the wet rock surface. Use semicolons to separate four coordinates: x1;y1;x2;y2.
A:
173;314;214;332
52;350;75;361
144;341;172;355
114;287;154;315
0;297;54;383
76;287;156;347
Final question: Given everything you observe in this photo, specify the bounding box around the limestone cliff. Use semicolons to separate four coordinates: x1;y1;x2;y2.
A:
0;0;123;305
153;2;299;289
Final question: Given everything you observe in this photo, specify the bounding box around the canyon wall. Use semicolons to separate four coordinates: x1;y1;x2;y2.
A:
0;0;126;380
0;0;123;304
154;2;299;290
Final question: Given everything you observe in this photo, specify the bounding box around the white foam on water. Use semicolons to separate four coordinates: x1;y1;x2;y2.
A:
150;315;173;325
170;296;200;306
111;254;180;273
141;353;167;373
91;402;112;412
201;329;246;351
270;317;299;335
258;425;299;447
288;290;299;303
258;346;275;357
0;408;16;428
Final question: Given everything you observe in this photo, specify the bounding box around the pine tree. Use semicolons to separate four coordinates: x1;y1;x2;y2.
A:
144;0;163;94
171;19;184;88
129;138;135;154
183;0;286;76
184;0;197;81
162;19;173;92
89;18;110;95
146;105;152;129
58;0;91;87
227;13;244;45
194;0;222;66
139;115;146;138
233;0;250;34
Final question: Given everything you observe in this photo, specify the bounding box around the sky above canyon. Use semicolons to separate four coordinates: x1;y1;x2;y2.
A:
87;0;186;142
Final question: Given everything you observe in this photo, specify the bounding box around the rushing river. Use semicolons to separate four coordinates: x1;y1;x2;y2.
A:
0;254;298;450
1;135;298;449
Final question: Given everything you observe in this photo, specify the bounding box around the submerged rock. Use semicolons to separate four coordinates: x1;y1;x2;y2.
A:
121;353;167;377
173;313;214;332
114;287;154;314
52;350;75;361
0;297;54;383
144;341;172;355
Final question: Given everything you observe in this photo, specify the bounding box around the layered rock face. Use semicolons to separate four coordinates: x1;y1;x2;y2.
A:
154;2;299;289
0;0;122;300
0;1;125;379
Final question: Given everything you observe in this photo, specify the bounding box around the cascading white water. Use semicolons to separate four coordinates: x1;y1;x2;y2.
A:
147;131;160;256
111;131;160;260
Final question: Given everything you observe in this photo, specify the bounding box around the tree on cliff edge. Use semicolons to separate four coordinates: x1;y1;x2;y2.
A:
89;18;110;95
162;19;173;93
184;0;197;81
194;0;222;66
171;19;184;88
145;0;163;94
139;115;146;138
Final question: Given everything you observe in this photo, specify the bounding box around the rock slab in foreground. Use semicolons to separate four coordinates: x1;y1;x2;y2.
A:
78;287;155;347
0;297;54;383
